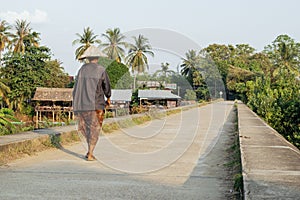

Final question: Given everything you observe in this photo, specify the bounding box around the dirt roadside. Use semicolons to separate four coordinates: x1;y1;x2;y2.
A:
187;105;243;199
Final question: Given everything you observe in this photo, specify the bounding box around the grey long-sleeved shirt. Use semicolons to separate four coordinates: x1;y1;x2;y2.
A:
72;63;111;112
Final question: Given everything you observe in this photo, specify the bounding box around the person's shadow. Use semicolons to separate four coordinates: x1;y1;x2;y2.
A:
58;146;86;160
34;129;86;160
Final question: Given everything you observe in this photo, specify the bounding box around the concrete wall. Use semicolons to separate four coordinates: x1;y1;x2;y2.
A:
237;102;300;199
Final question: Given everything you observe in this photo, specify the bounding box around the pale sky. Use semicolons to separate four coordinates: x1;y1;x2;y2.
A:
1;0;300;75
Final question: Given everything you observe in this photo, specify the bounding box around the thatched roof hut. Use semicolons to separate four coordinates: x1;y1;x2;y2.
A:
32;87;73;102
32;87;74;127
33;87;133;103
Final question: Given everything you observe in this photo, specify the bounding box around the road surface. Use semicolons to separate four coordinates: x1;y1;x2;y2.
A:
0;102;236;200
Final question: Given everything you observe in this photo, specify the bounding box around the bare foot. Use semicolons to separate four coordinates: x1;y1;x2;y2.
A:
86;153;96;161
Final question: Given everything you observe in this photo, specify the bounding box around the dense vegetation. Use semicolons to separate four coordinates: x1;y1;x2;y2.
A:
0;19;299;148
172;35;299;148
200;35;300;148
0;19;70;129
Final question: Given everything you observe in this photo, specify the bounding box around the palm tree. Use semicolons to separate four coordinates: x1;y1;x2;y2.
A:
27;31;41;47
126;34;154;90
0;80;10;107
101;28;127;62
154;62;175;79
11;19;31;53
72;27;101;60
126;34;154;74
180;49;200;88
0;20;11;60
264;35;300;76
0;79;10;107
277;41;299;75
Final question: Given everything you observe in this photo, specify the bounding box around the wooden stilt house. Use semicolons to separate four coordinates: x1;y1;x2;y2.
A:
32;87;73;128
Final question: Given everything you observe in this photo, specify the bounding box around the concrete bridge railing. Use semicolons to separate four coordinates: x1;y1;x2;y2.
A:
237;102;300;199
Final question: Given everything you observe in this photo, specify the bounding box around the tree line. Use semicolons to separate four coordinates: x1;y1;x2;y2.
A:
72;27;154;75
73;27;300;148
199;35;300;148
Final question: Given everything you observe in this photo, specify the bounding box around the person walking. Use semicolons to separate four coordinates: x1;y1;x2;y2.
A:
73;46;111;161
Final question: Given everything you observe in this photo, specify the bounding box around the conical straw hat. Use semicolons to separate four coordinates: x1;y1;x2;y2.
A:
79;46;106;60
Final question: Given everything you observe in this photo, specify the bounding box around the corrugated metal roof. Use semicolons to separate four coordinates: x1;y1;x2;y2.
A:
138;90;181;100
111;89;132;101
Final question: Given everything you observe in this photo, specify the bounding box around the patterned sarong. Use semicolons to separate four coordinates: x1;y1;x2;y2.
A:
77;110;105;146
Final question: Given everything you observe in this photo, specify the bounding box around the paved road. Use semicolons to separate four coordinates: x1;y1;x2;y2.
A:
0;102;235;200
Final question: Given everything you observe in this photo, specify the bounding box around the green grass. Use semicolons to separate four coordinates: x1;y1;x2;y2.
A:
224;105;244;199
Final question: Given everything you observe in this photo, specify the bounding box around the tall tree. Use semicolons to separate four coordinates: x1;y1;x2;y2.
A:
180;49;200;87
201;44;265;100
11;19;32;53
43;60;70;88
101;28;127;62
0;45;52;113
154;62;175;78
126;34;154;73
0;20;11;60
264;34;300;76
72;27;101;60
0;79;10;107
232;44;256;70
201;44;232;83
26;31;41;47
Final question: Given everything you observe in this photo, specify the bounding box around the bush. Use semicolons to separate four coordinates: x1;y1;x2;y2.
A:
0;108;18;135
